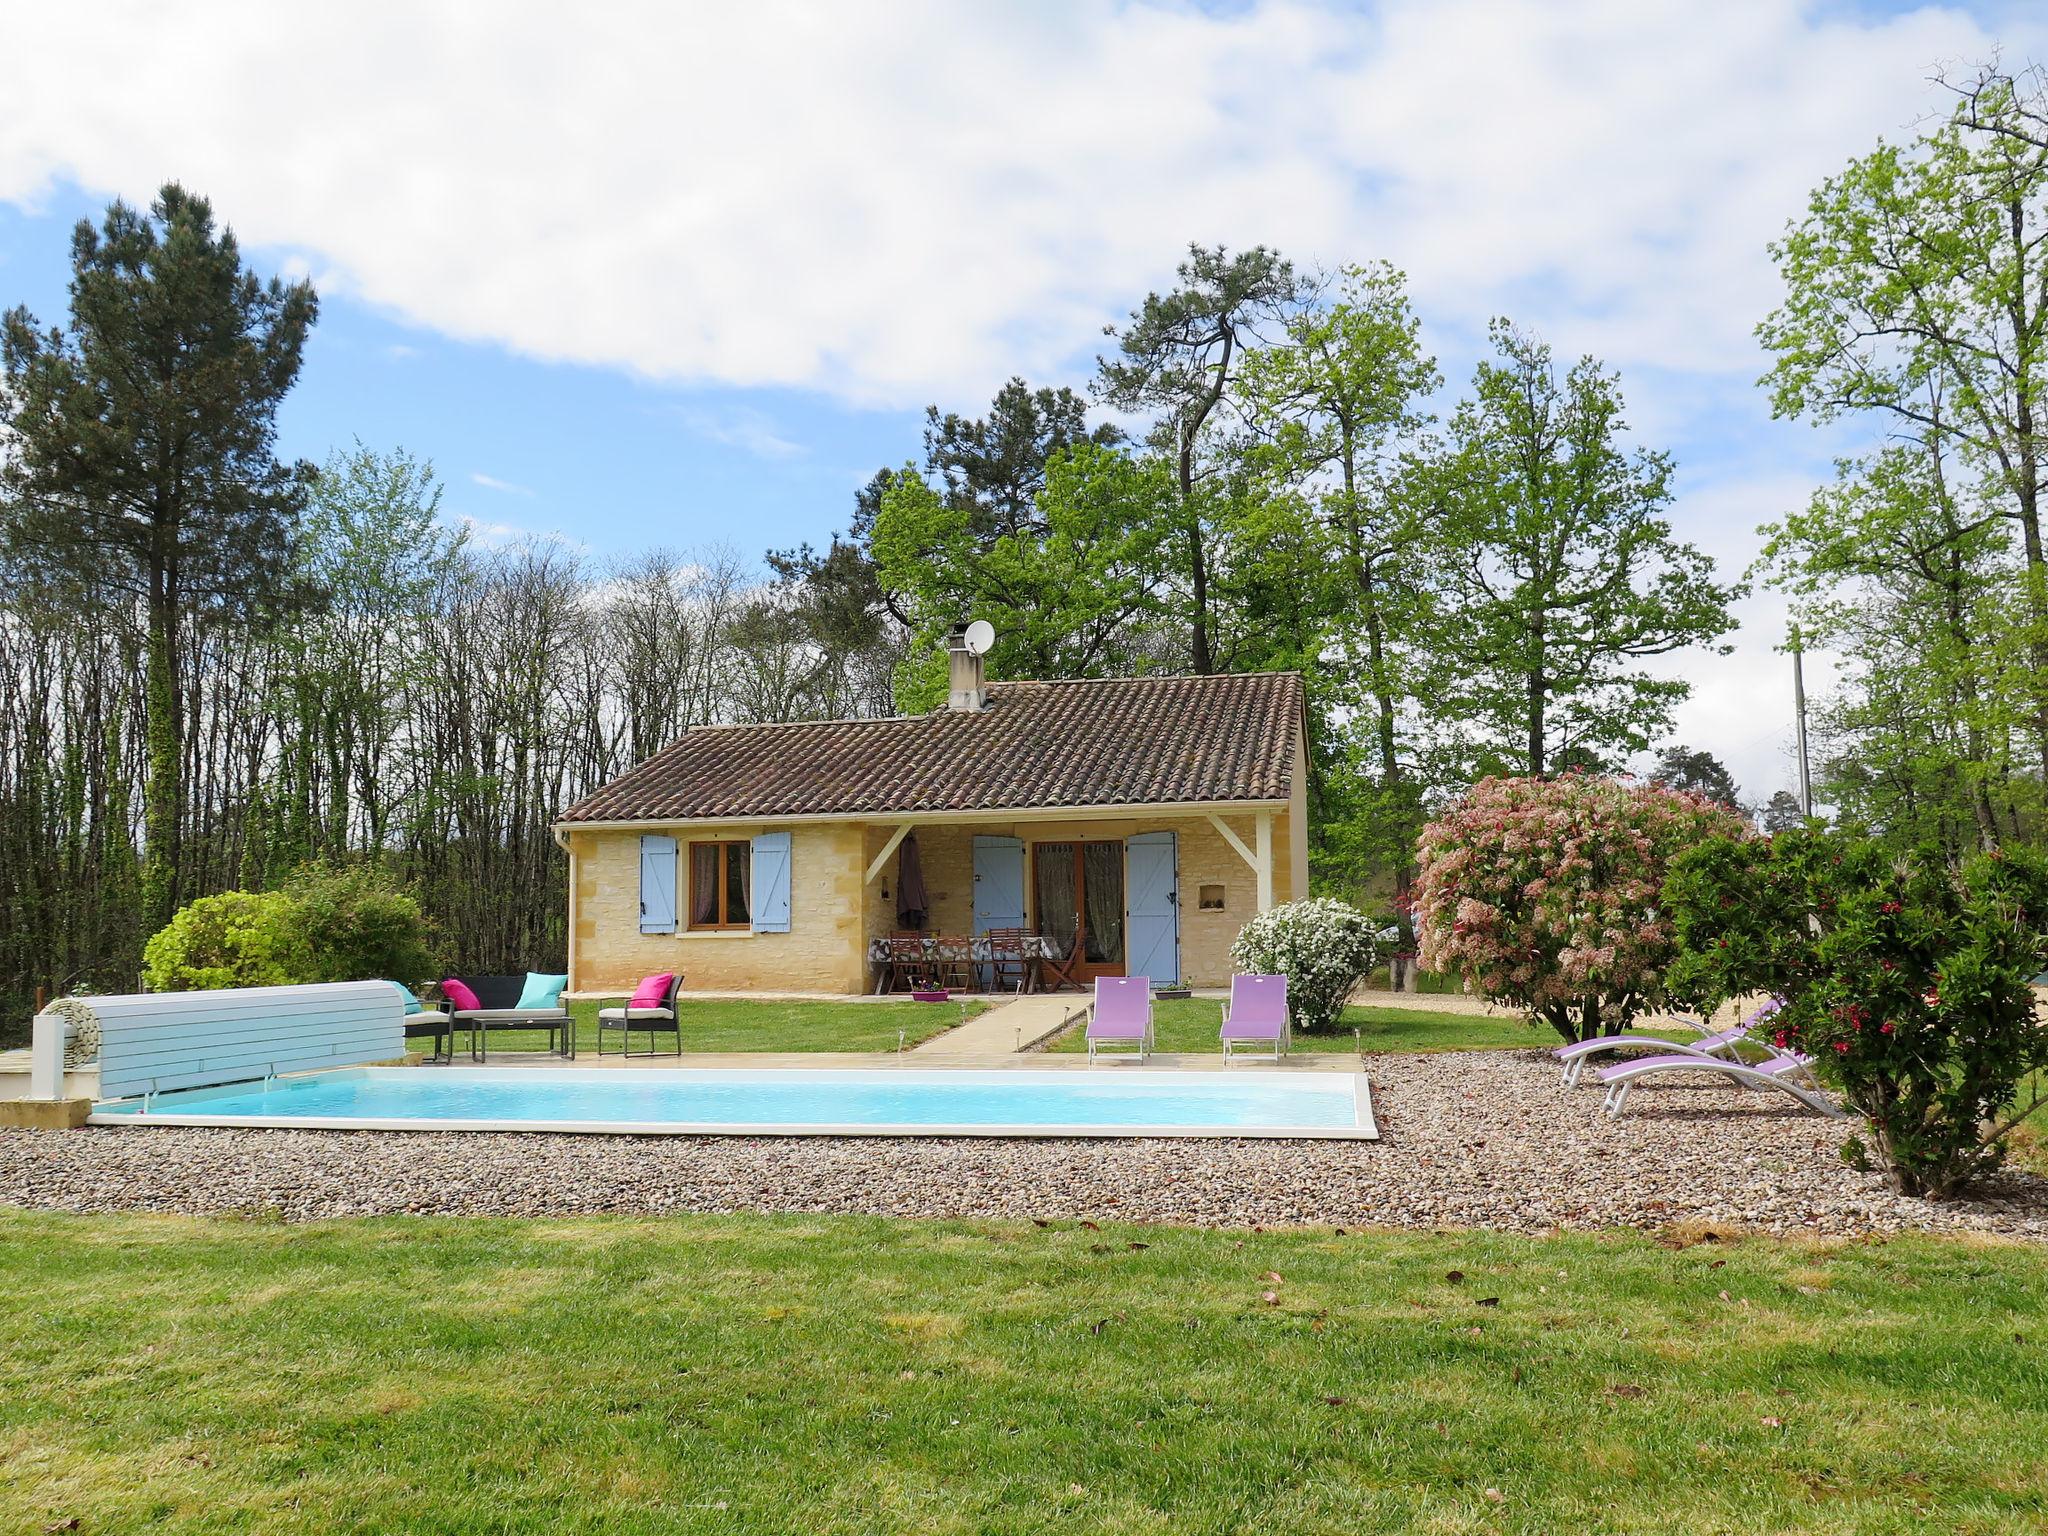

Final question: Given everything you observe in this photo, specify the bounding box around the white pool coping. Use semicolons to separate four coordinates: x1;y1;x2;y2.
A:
89;1065;1379;1142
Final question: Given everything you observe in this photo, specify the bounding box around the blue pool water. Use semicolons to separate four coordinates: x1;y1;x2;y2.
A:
93;1066;1368;1138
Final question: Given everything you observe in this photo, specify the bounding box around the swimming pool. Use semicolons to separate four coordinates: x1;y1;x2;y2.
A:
91;1066;1375;1140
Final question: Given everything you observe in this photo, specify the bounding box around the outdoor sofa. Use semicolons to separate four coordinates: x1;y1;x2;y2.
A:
433;973;574;1060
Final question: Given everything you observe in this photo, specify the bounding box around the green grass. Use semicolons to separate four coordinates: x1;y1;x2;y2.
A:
1;1211;2044;1533
1365;965;1469;997
2006;1072;2048;1177
456;997;989;1057
1046;998;1562;1054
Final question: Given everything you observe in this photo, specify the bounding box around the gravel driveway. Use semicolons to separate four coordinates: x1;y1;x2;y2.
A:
2;1051;2043;1239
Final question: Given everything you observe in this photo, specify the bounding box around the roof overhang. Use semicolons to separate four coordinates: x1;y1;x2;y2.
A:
553;796;1292;836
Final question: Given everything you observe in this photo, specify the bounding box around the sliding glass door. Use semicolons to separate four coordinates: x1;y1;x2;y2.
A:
1032;840;1125;980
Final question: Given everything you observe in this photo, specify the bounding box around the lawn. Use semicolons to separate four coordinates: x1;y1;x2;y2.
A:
2007;1072;2048;1177
463;997;988;1057
1047;997;1555;1054
1;1212;2044;1534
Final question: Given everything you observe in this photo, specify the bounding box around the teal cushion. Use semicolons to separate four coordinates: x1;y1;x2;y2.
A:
385;981;424;1015
516;972;568;1009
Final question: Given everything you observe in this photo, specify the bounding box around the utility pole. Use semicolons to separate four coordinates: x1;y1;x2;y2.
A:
1791;626;1813;819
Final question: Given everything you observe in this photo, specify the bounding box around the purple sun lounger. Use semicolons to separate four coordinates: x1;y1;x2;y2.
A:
1220;974;1289;1062
1597;1050;1847;1119
1554;1001;1782;1089
1085;976;1155;1063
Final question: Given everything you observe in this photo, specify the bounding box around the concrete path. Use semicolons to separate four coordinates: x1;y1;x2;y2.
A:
911;994;1087;1055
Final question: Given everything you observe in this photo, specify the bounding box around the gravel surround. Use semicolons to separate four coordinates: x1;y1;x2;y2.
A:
2;1050;2044;1239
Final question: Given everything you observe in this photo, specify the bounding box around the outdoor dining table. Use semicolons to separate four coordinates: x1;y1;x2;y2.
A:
865;934;1063;994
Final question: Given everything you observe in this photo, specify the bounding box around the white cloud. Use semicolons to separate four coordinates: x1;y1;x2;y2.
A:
675;406;807;460
449;512;589;554
1641;473;1846;802
469;471;535;498
450;514;529;548
0;1;2031;409
0;0;2023;784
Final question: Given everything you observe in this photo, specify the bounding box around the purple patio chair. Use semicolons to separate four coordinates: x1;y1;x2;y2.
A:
1220;974;1288;1062
1085;976;1155;1063
1554;1000;1785;1089
1597;1050;1847;1119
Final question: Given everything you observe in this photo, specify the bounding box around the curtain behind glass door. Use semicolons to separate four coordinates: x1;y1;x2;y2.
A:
1034;843;1077;957
1082;842;1124;963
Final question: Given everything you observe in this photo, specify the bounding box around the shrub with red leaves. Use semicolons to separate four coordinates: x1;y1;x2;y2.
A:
1665;829;2048;1199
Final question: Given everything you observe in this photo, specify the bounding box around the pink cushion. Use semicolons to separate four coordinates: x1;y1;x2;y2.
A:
440;978;482;1012
629;972;676;1009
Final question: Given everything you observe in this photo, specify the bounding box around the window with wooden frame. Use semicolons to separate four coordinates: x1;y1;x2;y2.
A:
687;841;752;930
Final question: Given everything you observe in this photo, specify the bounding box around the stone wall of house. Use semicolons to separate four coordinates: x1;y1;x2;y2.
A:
862;822;979;939
569;799;1306;997
861;809;1303;989
566;823;868;996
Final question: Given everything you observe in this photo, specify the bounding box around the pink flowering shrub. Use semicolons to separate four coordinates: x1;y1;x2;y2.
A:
1413;775;1749;1043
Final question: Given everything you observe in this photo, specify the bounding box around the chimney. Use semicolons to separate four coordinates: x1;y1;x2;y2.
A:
946;622;987;711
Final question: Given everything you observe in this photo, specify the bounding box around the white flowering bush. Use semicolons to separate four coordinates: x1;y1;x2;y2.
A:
1229;898;1380;1033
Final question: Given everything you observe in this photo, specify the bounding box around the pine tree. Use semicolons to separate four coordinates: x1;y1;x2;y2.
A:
1;185;318;926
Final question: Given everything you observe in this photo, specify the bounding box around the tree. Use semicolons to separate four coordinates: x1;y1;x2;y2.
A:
1409;325;1740;777
1755;434;2033;854
1413;774;1749;1043
1098;243;1306;672
839;378;1123;639
1666;828;2048;1198
0;185;317;927
263;444;456;876
920;378;1123;541
1237;263;1440;922
869;444;1176;706
1757;789;1807;833
761;536;905;719
1758;61;2048;783
1652;745;1741;810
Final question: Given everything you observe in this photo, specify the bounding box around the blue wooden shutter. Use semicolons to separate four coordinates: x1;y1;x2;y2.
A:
639;835;677;934
751;832;792;932
1126;831;1179;985
972;835;1026;988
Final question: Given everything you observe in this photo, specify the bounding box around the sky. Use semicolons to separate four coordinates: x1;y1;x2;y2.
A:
2;0;2043;802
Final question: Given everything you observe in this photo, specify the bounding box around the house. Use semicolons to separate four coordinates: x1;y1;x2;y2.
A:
553;633;1308;995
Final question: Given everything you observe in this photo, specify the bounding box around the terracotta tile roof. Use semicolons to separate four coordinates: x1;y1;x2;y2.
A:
560;672;1303;823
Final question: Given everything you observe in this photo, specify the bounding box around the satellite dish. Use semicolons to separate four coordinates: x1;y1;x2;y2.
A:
962;619;996;655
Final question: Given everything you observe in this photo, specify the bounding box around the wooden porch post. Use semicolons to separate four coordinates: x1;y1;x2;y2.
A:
1255;811;1274;912
864;821;915;885
1207;810;1277;913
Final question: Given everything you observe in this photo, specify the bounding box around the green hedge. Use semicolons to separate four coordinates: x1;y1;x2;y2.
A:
142;863;436;992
